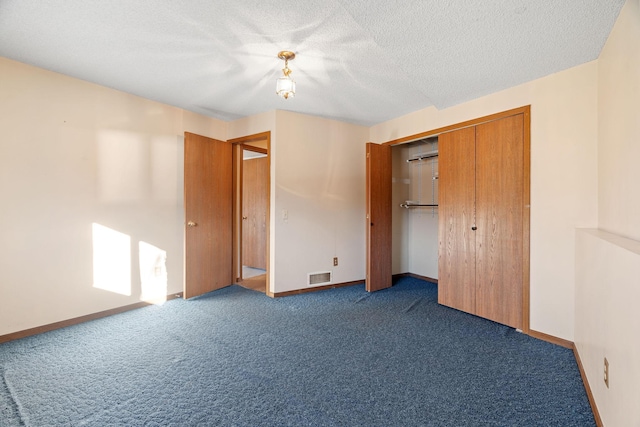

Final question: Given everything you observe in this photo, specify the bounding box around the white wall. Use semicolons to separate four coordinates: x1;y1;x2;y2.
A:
271;111;368;293
0;57;226;336
575;1;640;426
370;61;599;341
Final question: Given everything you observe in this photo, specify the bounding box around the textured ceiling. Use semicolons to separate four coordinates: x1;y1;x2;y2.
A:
0;1;625;126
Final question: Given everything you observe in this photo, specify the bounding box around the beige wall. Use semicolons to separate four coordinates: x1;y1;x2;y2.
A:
598;0;640;240
371;61;599;341
575;229;640;426
0;58;227;336
575;1;640;426
271;111;368;292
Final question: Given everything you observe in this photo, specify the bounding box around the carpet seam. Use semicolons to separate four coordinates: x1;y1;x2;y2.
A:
1;366;28;427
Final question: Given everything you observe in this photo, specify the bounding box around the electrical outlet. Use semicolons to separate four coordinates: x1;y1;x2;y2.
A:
333;257;338;266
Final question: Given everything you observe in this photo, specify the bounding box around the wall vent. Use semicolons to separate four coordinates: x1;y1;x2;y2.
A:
308;271;332;286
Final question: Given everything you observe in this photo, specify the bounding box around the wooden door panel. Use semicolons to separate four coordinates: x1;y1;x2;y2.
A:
242;156;267;269
184;132;232;299
366;143;392;292
475;114;524;329
242;157;256;267
438;127;477;314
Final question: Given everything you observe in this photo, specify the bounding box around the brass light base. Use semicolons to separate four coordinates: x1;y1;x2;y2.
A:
278;51;296;61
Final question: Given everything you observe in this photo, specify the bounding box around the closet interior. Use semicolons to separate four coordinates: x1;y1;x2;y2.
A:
391;137;439;280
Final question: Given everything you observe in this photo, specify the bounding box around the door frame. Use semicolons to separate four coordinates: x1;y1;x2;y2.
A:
376;105;531;333
228;131;272;296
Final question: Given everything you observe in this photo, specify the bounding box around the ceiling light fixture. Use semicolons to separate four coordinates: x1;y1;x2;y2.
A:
276;51;296;99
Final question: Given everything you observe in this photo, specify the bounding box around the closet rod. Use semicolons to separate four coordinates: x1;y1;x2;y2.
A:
400;203;439;209
406;152;438;162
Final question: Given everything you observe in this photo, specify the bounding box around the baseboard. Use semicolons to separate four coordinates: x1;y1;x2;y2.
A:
528;329;573;350
573;345;603;427
271;280;363;297
0;293;183;344
393;272;438;284
527;329;573;349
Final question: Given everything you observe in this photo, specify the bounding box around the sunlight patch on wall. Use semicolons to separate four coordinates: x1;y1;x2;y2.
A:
139;241;167;305
92;223;131;296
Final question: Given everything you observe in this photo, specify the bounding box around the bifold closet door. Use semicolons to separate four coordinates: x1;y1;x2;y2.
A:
438;126;476;314
438;114;524;330
475;114;524;329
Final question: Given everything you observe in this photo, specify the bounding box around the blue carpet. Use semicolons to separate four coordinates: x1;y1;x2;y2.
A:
0;277;594;426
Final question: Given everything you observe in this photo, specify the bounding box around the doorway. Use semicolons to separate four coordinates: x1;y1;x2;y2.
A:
239;146;268;292
183;131;271;299
229;132;271;295
364;137;439;292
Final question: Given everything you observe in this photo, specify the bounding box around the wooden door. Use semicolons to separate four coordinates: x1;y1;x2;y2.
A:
366;143;392;292
242;156;267;270
438;127;477;314
184;132;232;299
475;114;524;329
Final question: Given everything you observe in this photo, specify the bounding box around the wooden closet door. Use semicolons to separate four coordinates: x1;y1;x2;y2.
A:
438;126;477;313
366;143;392;292
475;114;524;329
